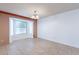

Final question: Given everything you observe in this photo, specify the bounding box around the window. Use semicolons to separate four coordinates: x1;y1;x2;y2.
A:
9;17;33;43
10;17;27;35
10;17;33;36
15;19;27;34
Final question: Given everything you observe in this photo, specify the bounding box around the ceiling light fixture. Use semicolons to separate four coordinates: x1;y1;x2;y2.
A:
31;10;39;20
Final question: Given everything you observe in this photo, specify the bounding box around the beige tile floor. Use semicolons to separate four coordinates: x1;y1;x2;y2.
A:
0;38;79;55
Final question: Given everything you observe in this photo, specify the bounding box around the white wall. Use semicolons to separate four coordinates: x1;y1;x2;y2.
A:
38;9;79;48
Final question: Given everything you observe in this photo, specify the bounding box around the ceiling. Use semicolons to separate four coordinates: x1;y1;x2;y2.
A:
0;3;79;19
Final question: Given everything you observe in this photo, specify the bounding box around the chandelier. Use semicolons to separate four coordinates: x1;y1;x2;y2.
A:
31;10;39;19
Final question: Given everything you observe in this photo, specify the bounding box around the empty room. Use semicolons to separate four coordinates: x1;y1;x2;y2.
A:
0;3;79;55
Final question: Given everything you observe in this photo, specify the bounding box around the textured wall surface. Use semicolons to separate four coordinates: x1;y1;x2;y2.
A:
0;13;9;45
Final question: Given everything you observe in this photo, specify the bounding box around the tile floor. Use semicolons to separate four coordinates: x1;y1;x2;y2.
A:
0;38;79;55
